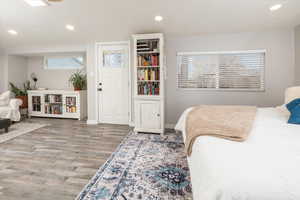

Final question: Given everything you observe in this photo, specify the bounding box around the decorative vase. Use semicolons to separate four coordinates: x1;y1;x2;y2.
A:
16;95;28;109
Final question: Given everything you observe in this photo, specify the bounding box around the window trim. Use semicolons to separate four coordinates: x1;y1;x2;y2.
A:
43;55;86;70
176;50;266;92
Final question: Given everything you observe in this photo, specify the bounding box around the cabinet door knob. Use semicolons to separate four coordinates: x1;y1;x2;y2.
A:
157;114;160;117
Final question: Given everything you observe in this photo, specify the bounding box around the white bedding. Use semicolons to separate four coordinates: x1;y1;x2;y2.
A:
175;107;300;200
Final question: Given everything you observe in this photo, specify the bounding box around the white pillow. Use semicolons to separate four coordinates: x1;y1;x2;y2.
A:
0;91;11;106
285;86;300;104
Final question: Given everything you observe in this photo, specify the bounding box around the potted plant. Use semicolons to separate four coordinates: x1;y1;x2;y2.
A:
69;71;87;91
9;81;31;108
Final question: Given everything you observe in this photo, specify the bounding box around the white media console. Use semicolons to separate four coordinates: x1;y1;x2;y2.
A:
28;90;87;120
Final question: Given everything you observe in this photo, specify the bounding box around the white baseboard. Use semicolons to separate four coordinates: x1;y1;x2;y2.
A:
86;120;98;125
165;123;176;129
86;120;175;129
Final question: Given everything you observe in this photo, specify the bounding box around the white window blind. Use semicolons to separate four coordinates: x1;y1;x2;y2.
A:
177;50;265;91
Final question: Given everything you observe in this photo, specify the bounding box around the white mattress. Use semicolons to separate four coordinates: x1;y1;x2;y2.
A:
175;107;300;200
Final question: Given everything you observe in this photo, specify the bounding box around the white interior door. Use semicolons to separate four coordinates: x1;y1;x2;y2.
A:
98;42;129;125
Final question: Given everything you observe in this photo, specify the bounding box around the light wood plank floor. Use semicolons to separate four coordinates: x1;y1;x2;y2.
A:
0;118;130;200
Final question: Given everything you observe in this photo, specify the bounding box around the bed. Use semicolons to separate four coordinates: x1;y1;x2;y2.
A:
175;88;300;199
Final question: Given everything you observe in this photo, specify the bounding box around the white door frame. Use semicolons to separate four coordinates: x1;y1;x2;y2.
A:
95;41;132;125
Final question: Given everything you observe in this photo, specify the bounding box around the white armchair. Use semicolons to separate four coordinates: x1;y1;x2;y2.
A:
0;91;22;121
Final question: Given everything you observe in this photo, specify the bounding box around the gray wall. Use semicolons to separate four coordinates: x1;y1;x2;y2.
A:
165;29;295;123
27;56;86;90
86;44;97;123
7;55;28;89
85;29;295;124
295;25;300;85
0;53;4;93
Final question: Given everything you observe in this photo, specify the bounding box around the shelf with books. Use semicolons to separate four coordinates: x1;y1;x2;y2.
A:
66;106;76;113
137;82;160;95
44;103;63;115
138;80;160;82
28;90;87;120
137;54;159;66
133;33;165;135
45;94;62;104
137;39;159;53
134;35;164;98
44;94;63;115
137;66;160;68
137;51;160;55
66;96;77;113
137;68;160;81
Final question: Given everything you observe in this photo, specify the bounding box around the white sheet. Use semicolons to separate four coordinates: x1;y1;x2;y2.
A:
175;107;300;200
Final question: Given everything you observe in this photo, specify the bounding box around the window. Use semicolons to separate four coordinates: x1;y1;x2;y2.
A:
103;50;124;68
44;55;85;70
177;50;265;91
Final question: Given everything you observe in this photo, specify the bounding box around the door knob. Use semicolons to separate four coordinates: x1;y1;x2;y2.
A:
98;88;102;91
99;83;102;86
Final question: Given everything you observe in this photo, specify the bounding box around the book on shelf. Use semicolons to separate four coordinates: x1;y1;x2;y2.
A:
137;54;159;66
137;40;159;53
46;94;62;103
138;82;160;95
44;104;62;115
137;68;160;81
66;106;76;113
66;97;76;106
135;38;161;96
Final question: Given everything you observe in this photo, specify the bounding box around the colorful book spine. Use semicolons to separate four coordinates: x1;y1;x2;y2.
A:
137;55;159;66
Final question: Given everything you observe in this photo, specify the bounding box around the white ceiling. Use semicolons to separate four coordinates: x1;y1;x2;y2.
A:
0;0;300;49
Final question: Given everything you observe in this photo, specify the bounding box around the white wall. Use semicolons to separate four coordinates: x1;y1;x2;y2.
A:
27;56;86;90
7;55;28;90
295;25;300;85
165;29;295;123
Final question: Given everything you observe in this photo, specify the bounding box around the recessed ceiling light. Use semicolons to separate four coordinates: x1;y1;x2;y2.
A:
66;24;75;31
270;4;282;11
7;30;18;35
24;0;48;7
154;15;163;22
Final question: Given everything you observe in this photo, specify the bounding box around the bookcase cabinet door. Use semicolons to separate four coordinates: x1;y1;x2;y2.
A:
28;94;43;115
135;100;161;131
63;94;79;118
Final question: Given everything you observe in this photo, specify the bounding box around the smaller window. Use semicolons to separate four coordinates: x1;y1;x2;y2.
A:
44;55;85;70
103;50;124;68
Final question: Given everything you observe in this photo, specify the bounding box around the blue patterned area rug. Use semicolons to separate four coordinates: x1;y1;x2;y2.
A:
76;132;193;200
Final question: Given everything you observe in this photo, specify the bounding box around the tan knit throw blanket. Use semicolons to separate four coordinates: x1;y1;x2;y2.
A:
185;105;257;156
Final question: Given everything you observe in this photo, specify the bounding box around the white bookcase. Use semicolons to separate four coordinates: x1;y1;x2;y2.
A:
28;90;87;120
133;33;165;135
